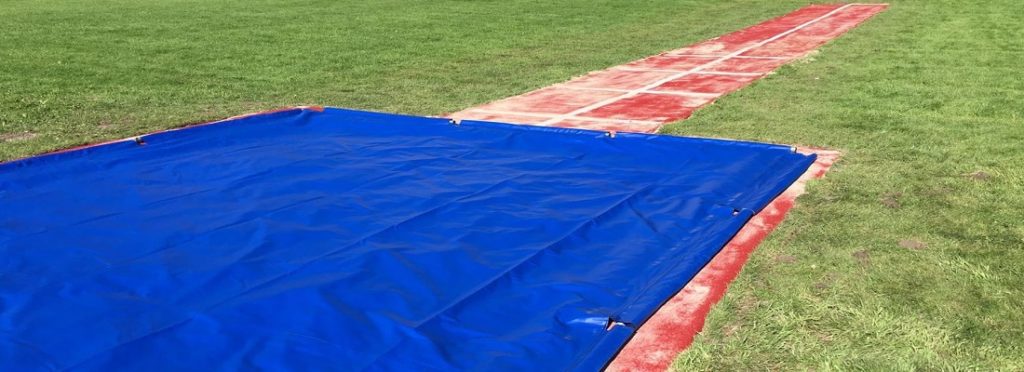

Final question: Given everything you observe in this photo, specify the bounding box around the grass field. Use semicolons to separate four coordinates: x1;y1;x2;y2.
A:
2;0;1022;370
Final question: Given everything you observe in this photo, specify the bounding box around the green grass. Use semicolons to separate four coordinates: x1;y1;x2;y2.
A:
2;0;1023;370
0;0;811;159
665;1;1024;370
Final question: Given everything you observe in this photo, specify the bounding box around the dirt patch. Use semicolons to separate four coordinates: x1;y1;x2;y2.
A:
0;131;38;143
721;323;742;338
816;332;834;343
97;120;115;130
880;192;902;209
852;249;871;266
966;171;991;181
899;239;928;251
813;273;836;291
736;295;760;315
775;254;798;264
821;192;840;203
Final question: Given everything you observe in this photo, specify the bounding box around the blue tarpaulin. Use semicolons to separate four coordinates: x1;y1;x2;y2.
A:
0;107;814;370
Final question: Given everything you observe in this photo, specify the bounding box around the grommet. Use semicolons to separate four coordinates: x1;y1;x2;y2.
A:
604;317;631;331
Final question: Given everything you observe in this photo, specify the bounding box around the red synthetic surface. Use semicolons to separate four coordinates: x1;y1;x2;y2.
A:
565;70;678;90
471;86;623;115
449;3;887;135
624;55;721;70
582;94;707;122
450;3;886;371
652;74;760;94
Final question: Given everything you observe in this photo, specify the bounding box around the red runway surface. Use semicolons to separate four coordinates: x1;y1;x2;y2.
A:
450;3;886;371
450;3;886;134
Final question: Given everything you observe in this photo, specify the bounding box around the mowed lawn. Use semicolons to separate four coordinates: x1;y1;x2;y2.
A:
2;0;1022;370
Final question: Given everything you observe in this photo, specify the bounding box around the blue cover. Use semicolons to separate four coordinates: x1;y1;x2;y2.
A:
0;107;814;371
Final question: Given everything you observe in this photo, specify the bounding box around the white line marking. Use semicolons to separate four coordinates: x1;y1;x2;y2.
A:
539;3;855;125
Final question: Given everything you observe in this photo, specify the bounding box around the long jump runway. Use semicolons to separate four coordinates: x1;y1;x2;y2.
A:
452;3;886;371
0;3;884;371
451;3;886;133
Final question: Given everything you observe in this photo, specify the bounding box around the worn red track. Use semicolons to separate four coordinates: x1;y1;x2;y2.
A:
450;3;886;371
450;3;886;134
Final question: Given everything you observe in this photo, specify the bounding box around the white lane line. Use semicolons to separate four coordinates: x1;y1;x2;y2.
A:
538;3;855;125
560;86;721;98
